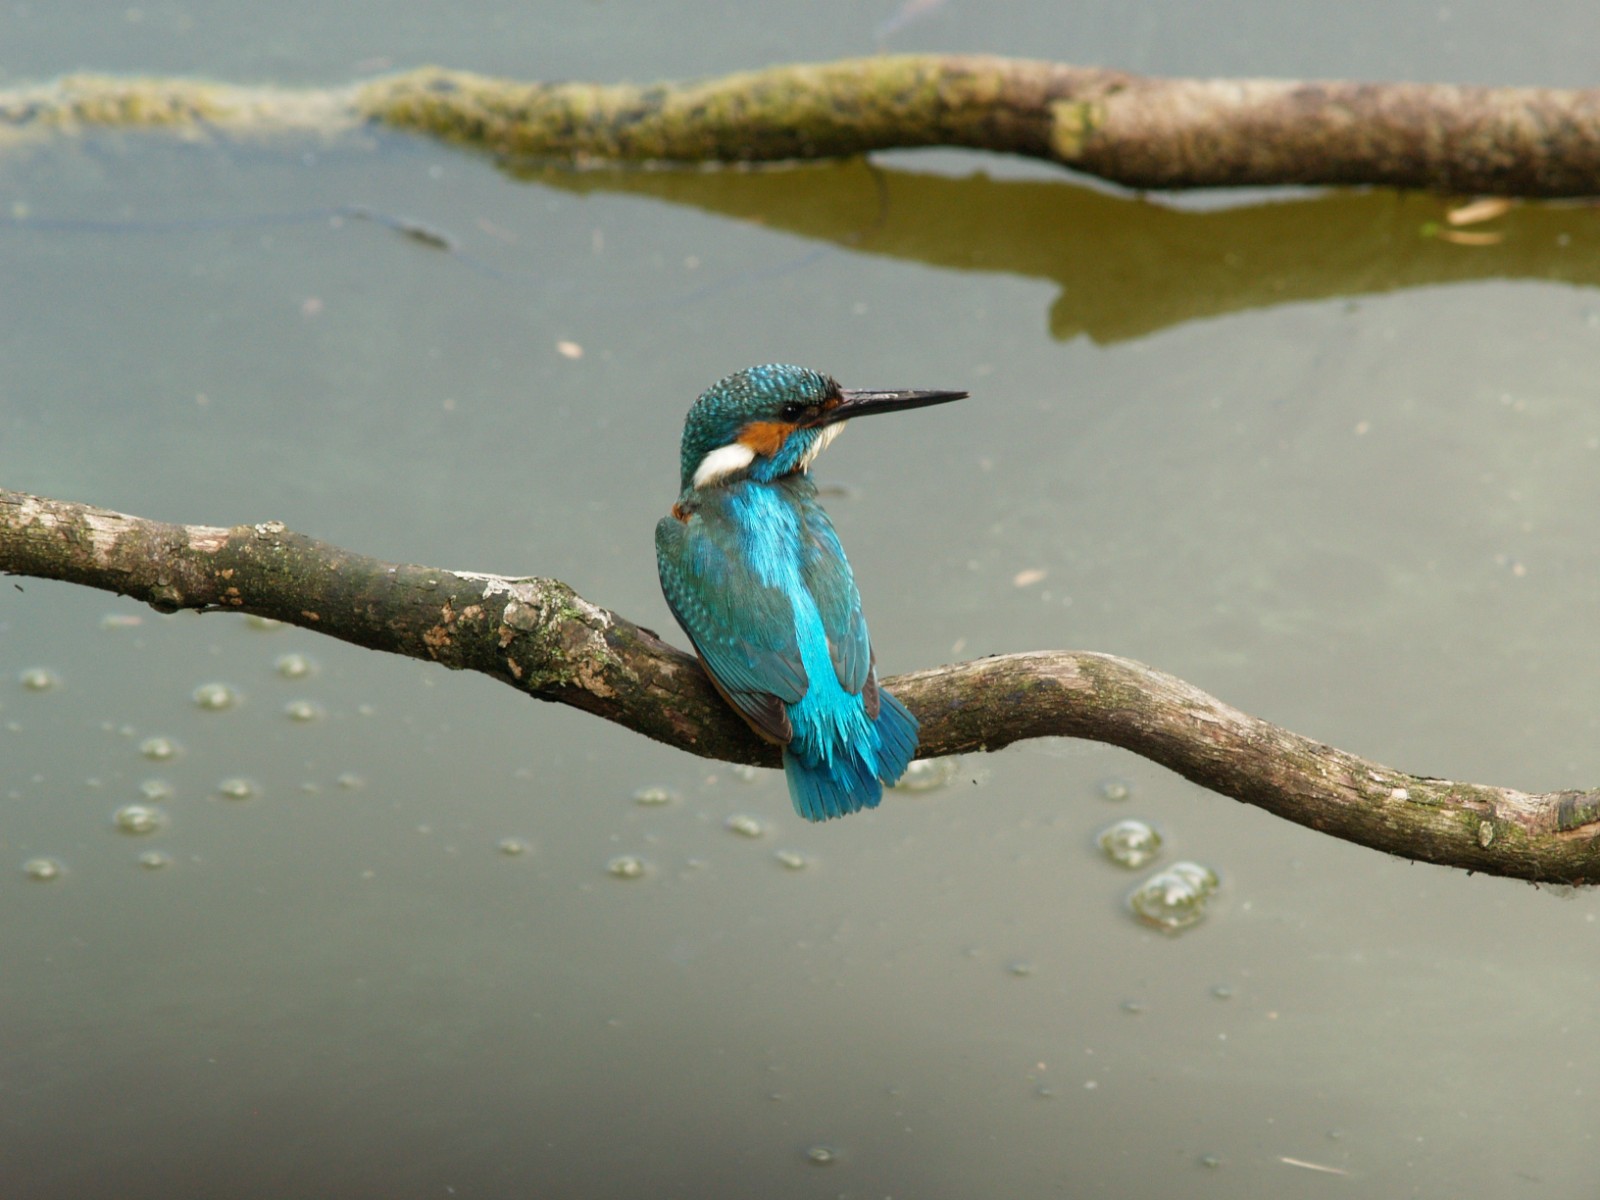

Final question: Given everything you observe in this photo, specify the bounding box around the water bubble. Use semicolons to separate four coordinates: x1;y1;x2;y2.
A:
216;777;259;801
496;837;531;857
1097;776;1132;802
283;699;324;722
336;772;366;790
19;668;60;692
606;854;648;879
773;849;809;870
730;763;762;783
138;850;173;870
894;756;960;792
244;615;283;631
1199;1153;1223;1169
192;682;238;710
1097;818;1162;869
1210;984;1234;1000
1006;959;1036;977
631;785;679;807
138;779;175;801
113;804;167;835
725;813;765;838
804;1145;838;1166
139;736;181;761
275;652;318;679
23;857;62;881
1128;861;1220;933
99;613;143;630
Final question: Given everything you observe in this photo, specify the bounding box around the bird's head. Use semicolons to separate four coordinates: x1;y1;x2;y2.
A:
676;364;966;492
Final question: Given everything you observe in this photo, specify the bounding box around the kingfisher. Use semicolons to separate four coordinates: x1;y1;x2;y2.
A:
656;364;967;822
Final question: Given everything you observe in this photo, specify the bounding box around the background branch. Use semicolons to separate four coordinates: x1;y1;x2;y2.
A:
3;56;1600;194
4;486;1597;884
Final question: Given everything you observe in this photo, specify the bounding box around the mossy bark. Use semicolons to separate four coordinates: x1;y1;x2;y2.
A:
3;58;1600;195
5;486;1600;884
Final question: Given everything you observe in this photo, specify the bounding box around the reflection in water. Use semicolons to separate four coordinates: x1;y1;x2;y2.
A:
528;157;1600;343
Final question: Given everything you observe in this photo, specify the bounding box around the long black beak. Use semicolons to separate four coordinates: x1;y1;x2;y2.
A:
822;387;969;426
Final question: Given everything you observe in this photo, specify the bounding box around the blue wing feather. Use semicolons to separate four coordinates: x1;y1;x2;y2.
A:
656;503;808;744
789;478;874;698
657;476;921;821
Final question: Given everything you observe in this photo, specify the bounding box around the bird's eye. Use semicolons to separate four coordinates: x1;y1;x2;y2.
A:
779;402;805;422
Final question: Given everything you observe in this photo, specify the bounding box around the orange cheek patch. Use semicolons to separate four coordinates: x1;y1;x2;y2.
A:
738;421;795;457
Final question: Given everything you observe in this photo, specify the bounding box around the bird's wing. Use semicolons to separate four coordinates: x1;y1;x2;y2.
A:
792;484;875;702
656;511;807;745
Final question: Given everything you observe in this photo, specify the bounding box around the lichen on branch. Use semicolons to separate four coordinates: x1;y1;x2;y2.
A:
2;57;1599;194
4;486;1599;884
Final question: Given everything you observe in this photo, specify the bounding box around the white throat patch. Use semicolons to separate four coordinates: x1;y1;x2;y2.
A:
691;441;757;489
797;423;843;470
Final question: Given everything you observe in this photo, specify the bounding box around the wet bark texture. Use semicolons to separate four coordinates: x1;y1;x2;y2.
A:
5;487;1599;884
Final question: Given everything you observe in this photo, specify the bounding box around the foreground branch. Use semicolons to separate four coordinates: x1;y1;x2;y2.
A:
4;56;1600;194
3;487;1598;883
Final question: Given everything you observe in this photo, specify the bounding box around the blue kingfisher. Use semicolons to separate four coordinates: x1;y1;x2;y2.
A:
656;364;967;821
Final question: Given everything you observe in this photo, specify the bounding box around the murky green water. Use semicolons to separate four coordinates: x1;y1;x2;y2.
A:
4;4;1600;1197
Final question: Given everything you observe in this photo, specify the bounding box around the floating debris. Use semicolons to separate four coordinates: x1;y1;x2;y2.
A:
496;837;531;857
606;854;648;879
283;699;325;722
138;850;173;870
1129;861;1220;933
804;1145;838;1166
772;849;809;870
894;756;960;792
1097;776;1132;802
1279;1157;1348;1176
99;613;143;630
1097;819;1162;869
192;682;239;710
22;857;62;881
1012;567;1048;588
113;804;167;835
19;668;60;692
274;652;319;679
244;615;284;632
725;813;765;838
1446;196;1512;226
138;779;175;801
631;784;680;807
138;736;181;761
216;777;259;801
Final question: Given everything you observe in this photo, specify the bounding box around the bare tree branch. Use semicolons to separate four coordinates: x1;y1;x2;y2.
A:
4;486;1597;883
2;57;1600;194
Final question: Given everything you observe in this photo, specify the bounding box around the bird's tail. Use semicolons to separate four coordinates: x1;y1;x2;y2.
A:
783;688;921;822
